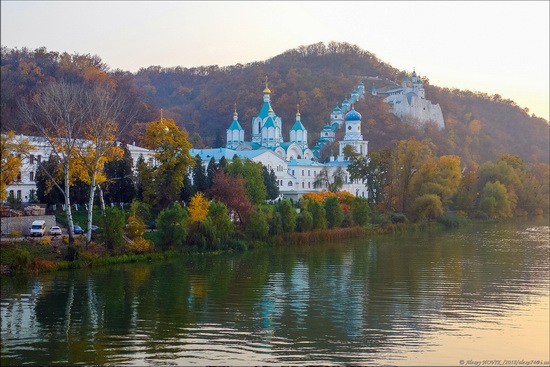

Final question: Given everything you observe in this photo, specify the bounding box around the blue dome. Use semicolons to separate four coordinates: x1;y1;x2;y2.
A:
345;107;361;121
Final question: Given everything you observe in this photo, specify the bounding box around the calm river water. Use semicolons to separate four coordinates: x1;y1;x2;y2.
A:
1;218;549;366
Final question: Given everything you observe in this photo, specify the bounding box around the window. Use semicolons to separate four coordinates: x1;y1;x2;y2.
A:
348;126;352;130
308;182;311;188
17;190;21;200
30;172;34;181
308;170;310;176
302;170;304;176
288;181;293;186
37;155;42;163
17;172;21;181
30;155;34;164
302;182;304;188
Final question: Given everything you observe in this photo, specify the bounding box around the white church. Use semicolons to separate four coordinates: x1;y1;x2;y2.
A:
192;80;370;201
372;70;445;129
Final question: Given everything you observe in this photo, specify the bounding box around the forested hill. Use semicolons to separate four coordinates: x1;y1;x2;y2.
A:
1;42;548;165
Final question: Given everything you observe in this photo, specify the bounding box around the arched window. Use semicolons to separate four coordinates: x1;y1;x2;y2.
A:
288;181;293;186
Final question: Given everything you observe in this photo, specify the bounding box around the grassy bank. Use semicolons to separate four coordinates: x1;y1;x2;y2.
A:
1;215;471;276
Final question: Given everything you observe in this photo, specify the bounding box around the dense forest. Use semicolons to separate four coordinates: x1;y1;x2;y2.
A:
1;41;548;166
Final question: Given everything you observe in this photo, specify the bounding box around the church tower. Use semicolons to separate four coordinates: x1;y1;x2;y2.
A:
289;104;308;150
226;104;244;149
338;105;368;158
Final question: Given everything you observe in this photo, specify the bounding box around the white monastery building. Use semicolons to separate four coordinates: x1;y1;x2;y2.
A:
372;70;445;129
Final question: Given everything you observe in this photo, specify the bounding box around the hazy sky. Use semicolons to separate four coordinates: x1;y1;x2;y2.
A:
1;1;549;121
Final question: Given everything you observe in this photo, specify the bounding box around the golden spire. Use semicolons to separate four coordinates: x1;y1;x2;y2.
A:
263;76;271;94
233;103;238;117
296;104;300;117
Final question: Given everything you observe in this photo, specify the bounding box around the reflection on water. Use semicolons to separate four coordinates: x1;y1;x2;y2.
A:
2;218;549;366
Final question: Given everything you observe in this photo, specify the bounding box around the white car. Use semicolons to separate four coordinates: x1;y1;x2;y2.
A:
49;226;62;236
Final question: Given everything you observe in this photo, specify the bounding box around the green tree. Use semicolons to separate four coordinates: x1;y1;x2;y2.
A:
307;199;327;229
351;197;370;226
409;194;444;222
246;208;270;240
479;181;512;218
324;196;344;228
206;157;219;189
276;199;297;233
103;143;135;205
135;154;155;206
99;207;125;252
207;200;234;246
156;202;188;250
263;166;280;200
296;209;313;232
192;155;208;193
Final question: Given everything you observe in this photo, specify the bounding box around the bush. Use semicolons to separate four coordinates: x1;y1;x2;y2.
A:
325;196;343;228
296;210;313;232
351;197;370;226
439;214;470;229
13;247;31;271
38;237;51;246
125;237;154;254
9;230;21;239
246;208;269;240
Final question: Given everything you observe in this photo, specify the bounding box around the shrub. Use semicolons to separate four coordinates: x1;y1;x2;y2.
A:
246;208;269;240
296;210;313;232
38;237;51;246
13;247;31;271
9;230;21;239
125;237;154;254
351;197;370;226
325;196;343;228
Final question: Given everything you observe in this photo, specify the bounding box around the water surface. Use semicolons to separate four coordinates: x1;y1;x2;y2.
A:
2;218;549;365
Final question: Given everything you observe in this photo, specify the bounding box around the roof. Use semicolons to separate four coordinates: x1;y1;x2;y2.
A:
290;119;306;131
287;159;321;167
263;117;276;128
227;119;243;131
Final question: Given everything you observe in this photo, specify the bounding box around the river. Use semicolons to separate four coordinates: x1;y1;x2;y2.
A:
1;218;549;366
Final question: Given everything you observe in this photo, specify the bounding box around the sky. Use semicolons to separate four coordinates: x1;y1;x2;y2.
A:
1;1;549;121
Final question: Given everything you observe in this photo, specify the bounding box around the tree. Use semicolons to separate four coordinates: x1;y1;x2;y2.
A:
156;202;188;250
135;154;155;205
1;132;30;201
192;155;208;193
103;143;135;206
208;171;253;225
246;208;270;240
351;197;370;226
390;138;434;213
408;194;444;222
324;196;344;228
188;192;209;223
142;118;194;208
313;167;345;193
206;157;219;189
305;199;327;229
207;200;234;246
228;157;267;205
18;81;89;243
296;209;314;232
479;181;512;218
263;166;280;201
276;199;296;233
99;207;125;252
73;81;136;246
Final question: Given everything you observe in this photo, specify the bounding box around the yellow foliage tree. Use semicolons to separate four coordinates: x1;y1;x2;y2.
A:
188;192;209;223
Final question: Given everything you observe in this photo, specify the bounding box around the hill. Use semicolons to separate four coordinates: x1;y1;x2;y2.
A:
1;42;548;165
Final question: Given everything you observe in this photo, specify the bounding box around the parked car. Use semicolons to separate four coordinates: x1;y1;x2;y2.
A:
30;220;46;237
73;225;84;234
49;226;62;236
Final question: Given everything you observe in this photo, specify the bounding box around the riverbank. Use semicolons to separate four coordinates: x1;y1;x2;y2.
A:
0;218;461;277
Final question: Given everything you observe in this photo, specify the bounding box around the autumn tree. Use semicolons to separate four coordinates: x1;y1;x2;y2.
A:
1;132;30;201
208;170;253;225
324;196;344;228
142;118;194;208
103;143;135;205
188;192;209;223
156;202;188;250
18;81;89;243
